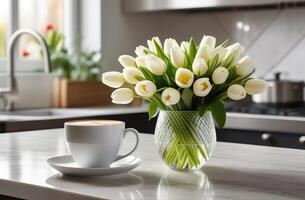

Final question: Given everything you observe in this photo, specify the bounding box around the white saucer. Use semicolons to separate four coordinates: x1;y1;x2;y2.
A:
47;155;142;177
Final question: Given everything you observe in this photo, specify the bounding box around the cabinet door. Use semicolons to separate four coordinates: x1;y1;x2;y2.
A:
217;128;305;149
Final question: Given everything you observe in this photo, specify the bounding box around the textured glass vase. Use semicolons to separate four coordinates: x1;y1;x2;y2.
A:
154;111;217;171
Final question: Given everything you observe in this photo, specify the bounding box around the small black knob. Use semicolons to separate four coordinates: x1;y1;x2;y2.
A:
274;72;281;81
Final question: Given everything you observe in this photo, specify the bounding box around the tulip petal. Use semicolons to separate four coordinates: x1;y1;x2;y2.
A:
227;84;246;100
175;68;194;88
162;88;180;106
135;80;157;97
118;55;136;68
245;79;269;95
111;88;134;104
102;71;124;88
212;67;229;84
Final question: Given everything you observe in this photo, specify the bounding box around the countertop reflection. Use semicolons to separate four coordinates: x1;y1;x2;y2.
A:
0;129;304;199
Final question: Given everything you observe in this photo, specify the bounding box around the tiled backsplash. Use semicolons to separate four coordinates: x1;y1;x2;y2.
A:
102;1;305;81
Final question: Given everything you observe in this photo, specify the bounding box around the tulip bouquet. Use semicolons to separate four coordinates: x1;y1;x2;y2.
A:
102;35;268;170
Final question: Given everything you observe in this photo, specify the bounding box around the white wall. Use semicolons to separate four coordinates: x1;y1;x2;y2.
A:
101;0;226;70
101;1;305;81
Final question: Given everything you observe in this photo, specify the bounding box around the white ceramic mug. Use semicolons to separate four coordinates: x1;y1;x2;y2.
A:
65;120;139;168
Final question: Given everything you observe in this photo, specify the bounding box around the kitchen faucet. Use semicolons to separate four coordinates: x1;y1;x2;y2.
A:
0;29;52;111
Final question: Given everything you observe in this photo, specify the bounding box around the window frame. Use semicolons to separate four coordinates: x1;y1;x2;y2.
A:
0;0;51;72
0;0;101;73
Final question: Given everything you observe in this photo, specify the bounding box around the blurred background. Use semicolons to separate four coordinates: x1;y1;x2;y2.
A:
1;0;305;150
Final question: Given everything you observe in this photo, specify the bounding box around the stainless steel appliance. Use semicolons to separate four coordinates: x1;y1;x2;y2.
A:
123;0;305;12
222;101;305;149
253;72;304;105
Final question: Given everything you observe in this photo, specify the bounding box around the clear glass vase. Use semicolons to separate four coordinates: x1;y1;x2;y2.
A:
154;111;217;171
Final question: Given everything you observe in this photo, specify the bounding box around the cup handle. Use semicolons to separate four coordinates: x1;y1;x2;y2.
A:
115;128;139;161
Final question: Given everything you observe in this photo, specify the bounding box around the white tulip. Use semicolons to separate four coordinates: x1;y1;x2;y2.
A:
175;68;194;88
135;45;149;57
164;38;180;55
161;88;180;106
212;67;229;84
122;68;144;84
118;55;136;68
194;44;210;62
144;55;167;75
170;46;186;68
199;35;216;49
135;56;147;67
224;43;243;65
236;56;254;76
135;80;157;98
227;84;246;100
192;58;208;76
147;36;162;53
245;79;269;95
180;41;190;53
193;78;212;97
210;46;228;61
111;88;134;104
102;71;124;88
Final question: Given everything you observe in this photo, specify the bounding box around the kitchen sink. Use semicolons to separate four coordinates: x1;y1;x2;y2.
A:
0;106;149;133
0;108;102;120
0;110;81;117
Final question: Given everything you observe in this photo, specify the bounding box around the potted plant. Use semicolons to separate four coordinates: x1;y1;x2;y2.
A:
24;24;129;107
42;24;113;107
102;36;268;171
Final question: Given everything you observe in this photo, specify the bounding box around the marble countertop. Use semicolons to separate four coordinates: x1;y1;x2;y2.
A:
0;129;304;200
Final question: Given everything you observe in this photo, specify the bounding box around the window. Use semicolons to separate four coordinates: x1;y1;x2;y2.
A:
0;0;64;71
19;0;63;60
0;0;9;58
0;0;101;72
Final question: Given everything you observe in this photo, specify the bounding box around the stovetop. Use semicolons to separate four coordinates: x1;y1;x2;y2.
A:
225;102;305;117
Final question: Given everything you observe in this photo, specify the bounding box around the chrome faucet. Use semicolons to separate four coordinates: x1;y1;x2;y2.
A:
0;29;52;111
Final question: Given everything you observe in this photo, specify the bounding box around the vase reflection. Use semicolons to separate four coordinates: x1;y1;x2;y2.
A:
157;169;214;200
46;173;144;200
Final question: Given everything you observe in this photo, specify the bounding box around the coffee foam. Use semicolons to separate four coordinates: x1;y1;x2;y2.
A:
66;120;123;126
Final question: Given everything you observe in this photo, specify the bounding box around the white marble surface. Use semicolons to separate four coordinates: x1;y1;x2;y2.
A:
0;129;305;200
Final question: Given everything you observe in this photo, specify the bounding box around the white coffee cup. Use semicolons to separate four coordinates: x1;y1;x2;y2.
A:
65;120;139;168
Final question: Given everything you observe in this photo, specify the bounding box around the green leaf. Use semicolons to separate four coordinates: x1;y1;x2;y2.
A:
155;75;168;88
207;54;219;76
223;52;235;68
138;66;155;82
188;37;198;63
135;75;145;81
197;104;207;116
148;102;159;120
181;88;193;109
220;39;229;48
153;39;169;62
209;100;226;128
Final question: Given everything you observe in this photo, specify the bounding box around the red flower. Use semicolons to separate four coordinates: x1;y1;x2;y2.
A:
22;49;30;58
45;23;54;32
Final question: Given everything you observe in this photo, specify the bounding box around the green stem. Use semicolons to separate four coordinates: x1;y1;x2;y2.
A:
162;113;209;170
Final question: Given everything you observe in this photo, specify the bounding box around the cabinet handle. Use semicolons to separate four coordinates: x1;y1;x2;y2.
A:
261;133;272;142
299;136;305;145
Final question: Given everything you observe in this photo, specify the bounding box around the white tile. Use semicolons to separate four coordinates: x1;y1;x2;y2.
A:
247;7;305;77
213;9;279;48
265;36;305;81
